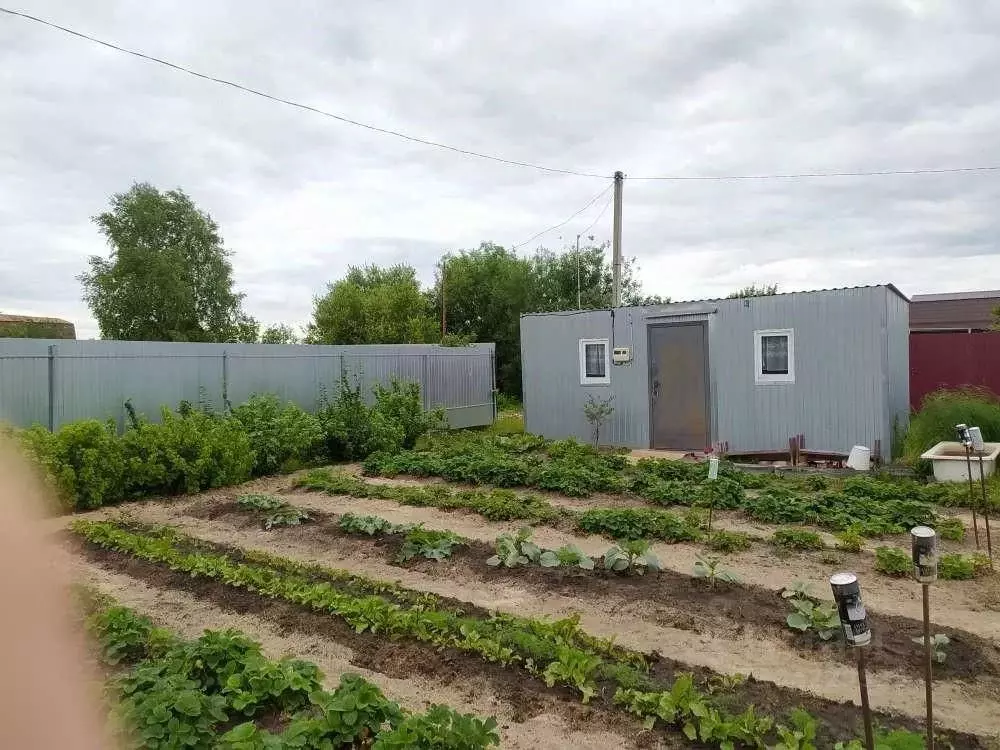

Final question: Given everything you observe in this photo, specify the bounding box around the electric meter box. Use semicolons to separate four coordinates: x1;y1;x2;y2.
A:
612;347;632;364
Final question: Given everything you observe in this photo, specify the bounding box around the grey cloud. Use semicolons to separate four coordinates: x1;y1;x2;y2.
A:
3;0;1000;340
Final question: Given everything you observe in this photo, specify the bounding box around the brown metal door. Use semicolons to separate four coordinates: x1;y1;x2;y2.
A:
649;323;709;450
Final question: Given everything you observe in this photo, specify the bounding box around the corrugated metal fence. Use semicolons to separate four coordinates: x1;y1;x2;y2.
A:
0;339;496;431
910;331;1000;409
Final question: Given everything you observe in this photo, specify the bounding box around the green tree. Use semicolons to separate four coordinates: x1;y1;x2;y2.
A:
307;264;437;345
259;323;299;344
79;183;255;342
727;283;779;299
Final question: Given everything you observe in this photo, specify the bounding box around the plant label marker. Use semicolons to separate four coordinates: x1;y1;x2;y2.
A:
911;526;937;750
956;424;981;549
830;572;874;750
707;457;719;480
969;427;994;561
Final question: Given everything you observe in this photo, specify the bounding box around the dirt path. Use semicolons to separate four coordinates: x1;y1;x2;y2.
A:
66;552;662;750
80;497;1000;736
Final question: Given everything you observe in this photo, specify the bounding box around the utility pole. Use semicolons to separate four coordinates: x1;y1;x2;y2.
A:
576;233;582;309
611;170;624;307
440;258;447;339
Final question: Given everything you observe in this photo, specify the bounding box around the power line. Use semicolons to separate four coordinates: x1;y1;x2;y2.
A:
511;183;613;251
628;165;1000;181
4;7;1000;183
579;192;613;239
0;7;607;179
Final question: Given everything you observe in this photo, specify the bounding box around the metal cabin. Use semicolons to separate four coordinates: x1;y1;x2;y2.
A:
519;285;909;456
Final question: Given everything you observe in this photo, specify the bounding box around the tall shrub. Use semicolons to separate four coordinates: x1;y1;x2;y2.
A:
371;379;443;449
121;407;254;496
903;388;1000;461
231;394;324;475
19;420;125;511
317;375;404;461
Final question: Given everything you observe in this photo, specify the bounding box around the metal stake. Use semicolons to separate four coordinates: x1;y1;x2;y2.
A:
857;648;875;750
922;583;934;750
976;454;993;559
965;446;981;549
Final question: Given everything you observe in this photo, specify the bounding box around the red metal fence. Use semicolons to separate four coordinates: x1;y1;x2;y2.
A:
910;331;1000;409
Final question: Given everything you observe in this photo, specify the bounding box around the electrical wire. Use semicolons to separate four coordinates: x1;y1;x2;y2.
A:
0;7;607;179
579;192;613;239
511;182;613;251
4;7;1000;183
627;165;1000;180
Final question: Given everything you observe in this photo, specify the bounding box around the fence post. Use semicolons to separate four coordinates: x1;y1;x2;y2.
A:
47;344;58;430
489;347;497;422
222;350;229;409
422;354;430;410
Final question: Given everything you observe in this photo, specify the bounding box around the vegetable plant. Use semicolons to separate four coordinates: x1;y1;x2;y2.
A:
782;581;818;601
771;528;825;551
542;646;602;703
237;493;285;511
262;504;310;530
874;546;911;577
487;527;545;567
936;516;965;541
339;513;398;536
692;555;740;588
786;598;840;640
834;528;865;553
939;552;991;580
397;525;465;562
372;705;500;749
705;530;752;554
911;633;950;663
604;540;661;575
554;544;596;570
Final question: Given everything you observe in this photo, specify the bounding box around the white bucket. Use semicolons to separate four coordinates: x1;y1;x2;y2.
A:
846;445;871;471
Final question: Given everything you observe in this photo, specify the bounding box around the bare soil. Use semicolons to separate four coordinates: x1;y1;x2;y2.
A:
67;493;1000;737
190;500;1000;683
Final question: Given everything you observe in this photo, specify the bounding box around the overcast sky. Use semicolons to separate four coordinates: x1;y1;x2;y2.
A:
2;1;999;338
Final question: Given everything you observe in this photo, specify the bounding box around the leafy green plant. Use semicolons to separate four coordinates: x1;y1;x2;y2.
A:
874;546;912;577
231;394;324;475
936;517;965;541
692;555;740;588
786;599;840;640
317;373;405;460
542;646;602;703
236;493;285;511
372;379;445;450
554;544;595;570
263;504;311;530
939;552;992;580
487;527;542;567
912;633;950;663
782;581;819;602
372;705;499;749
772;708;818;750
834;528;865;553
771;528;825;551
578;507;702;542
583;393;615;448
397;525;465;562
604;540;661;575
339;513;398;536
705;530;752;554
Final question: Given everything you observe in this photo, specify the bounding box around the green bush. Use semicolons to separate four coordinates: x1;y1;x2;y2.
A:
372;379;444;449
771;528;824;551
874;546;911;576
938;552;992;580
318;375;405;461
834;528;865;553
231;394;323;475
903;388;1000;461
705;530;752;554
121;407;254;497
19;419;125;511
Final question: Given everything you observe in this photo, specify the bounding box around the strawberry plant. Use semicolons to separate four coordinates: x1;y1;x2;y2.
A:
604;540;661;574
396;525;465;562
771;528;824;551
705;530;752;554
692;555;740;588
834;528;865;553
372;705;499;749
939;552;992;579
578;507;702;542
874;546;911;576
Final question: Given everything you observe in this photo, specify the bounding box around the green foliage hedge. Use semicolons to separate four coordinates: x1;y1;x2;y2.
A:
18;378;437;512
904;388;1000;462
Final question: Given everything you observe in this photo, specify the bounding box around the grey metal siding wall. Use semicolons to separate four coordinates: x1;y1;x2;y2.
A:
884;290;911;456
0;340;495;430
711;287;887;452
522;286;897;452
521;310;651;446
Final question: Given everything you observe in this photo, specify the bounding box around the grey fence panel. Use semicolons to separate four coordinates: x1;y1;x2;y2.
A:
0;339;496;431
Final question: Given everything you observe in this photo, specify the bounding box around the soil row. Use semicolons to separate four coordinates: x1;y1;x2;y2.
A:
64;551;645;750
69;533;988;750
68;492;1000;735
192;499;1000;683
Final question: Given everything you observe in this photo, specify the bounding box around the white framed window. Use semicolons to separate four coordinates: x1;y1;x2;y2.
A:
579;338;610;385
754;328;794;384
